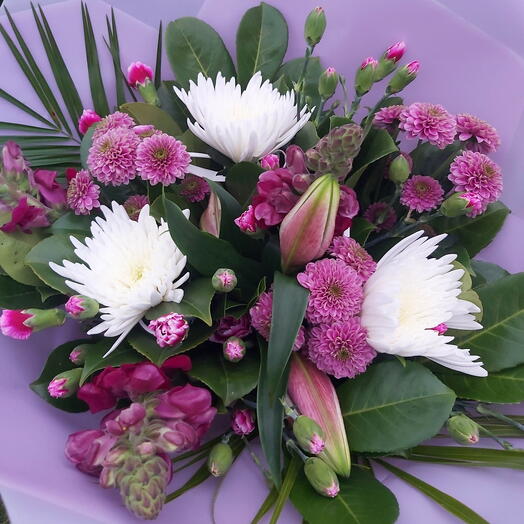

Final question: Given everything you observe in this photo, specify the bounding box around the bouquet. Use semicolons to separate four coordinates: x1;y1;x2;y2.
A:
1;3;522;522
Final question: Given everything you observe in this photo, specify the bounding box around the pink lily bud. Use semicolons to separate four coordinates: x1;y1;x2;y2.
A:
385;41;406;62
2;141;27;174
231;408;255;436
223;336;246;362
78;109;102;135
288;353;351;477
285;145;307;174
148;312;189;348
280;174;340;273
48;368;82;398
200;190;221;237
65;295;99;319
127;61;154;88
260;153;280;171
234;204;259;234
65;429;117;475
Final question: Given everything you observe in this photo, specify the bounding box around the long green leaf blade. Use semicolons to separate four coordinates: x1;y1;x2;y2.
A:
0;88;56;128
0;122;58;133
155;21;162;88
106;9;126;106
251;487;278;524
269;455;300;524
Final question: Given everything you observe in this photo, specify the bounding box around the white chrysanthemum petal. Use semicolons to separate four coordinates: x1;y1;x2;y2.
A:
361;231;487;377
50;202;189;355
174;72;311;163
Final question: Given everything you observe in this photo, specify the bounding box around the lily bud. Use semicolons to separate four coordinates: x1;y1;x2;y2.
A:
208;442;234;477
304;457;340;498
280;174;340;273
288;353;351;476
200;190;221;237
388;154;411;184
65;295;99;320
375;41;406;80
293;415;326;455
318;67;339;100
69;344;89;365
48;368;82;398
212;268;237;293
260;154;280;171
447;414;480;445
355;57;377;96
440;192;470;217
304;7;327;46
387;60;419;94
22;308;66;332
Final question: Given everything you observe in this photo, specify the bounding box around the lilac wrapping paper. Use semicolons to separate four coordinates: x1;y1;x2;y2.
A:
0;1;523;522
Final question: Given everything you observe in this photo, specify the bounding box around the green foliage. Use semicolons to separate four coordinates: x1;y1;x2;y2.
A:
293;121;320;150
350;217;375;245
470;260;509;288
50;212;92;236
224;161;263;208
0;230;43;286
277;56;322;108
120;102;182;136
0;274;51;309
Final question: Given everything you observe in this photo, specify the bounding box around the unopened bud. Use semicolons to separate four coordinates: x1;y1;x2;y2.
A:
69;344;89;365
212;268;237;293
440;192;470;217
375;41;406;81
355;57;378;96
387;60;419;94
48;368;82;398
208;442;233;477
260;154;280;171
293;415;326;455
304;457;340;498
223;337;246;363
23;308;66;332
65;295;99;320
389;154;411;184
200;190;221;237
318;67;339;99
447;414;480;445
304;7;327;46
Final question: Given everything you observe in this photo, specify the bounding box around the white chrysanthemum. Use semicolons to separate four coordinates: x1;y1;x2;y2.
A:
174;72;311;163
360;231;486;376
50;202;189;355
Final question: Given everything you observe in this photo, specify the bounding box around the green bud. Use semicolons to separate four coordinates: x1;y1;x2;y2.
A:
138;81;160;106
447;414;480;445
304;7;327;47
318;67;339;100
293;415;326;455
388;154;411;184
208;442;233;477
304;457;340;498
69;344;89;365
354;58;378;97
23;308;66;332
440;192;470;218
374;57;397;82
48;368;82;398
65;295;99;320
212;268;237;293
387;60;419;94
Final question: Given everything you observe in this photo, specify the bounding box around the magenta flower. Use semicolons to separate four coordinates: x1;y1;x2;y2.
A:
234;205;260;233
133;124;156;137
88;127;140;186
93;111;135;140
384;41;405;62
223;337;246;362
455;114;500;154
285;145;307;174
179;174;210;202
0;197;49;233
31;170;66;206
363;202;397;231
65;429;116;475
125;362;170;394
149;312;189;348
400;175;444;212
297;258;364;325
104;403;146;436
2;141;27;174
123;194;149;220
361;57;378;69
77;383;117;413
449;151;503;208
65;296;84;317
136;133;191;185
399;102;457;149
127;61;154;88
210;315;251;343
47;377;69;398
231;409;255;436
78;109;102;135
334;185;359;235
307;319;376;379
373;105;405;129
462;192;486;217
260;153;280;171
328;236;377;281
66;170;100;215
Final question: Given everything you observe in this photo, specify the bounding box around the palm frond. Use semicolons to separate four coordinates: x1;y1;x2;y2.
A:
105;8;126;107
155;21;162;89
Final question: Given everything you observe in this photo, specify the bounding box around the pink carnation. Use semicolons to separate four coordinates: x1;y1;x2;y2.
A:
88;127;140;186
399;102;457;149
363;202;397;231
136;133;191;185
297;258;364;325
0;309;33;340
210;315;251;343
328;237;377;281
307;319;376;379
78;109;102;135
334;186;359;235
462;192;486;218
373;105;405;128
93;111;135;140
67;170;100;215
127;61;154;88
123;194;149;220
149;313;189;348
48;378;69;398
234;205;260;233
179;174;210;202
400;175;444;212
231;409;255;436
455;114;500;154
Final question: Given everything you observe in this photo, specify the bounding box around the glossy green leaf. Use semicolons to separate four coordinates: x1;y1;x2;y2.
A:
165;17;236;88
338;360;455;452
50;212;92;236
350;217;375;245
0;230;43;286
158;81;190;132
0;275;47;309
471;260;509;288
155;21;163;88
224;161;263;208
290;467;399;524
277;56;322;106
377;460;489;524
293;121;319;150
30;339;89;412
80;125;96;169
188;345;260;406
121;102;182;136
236;3;288;87
432;202;510;257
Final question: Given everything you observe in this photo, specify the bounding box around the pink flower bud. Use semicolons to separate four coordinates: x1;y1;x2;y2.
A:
133;124;156;137
285;145;307;174
2;141;27;174
127;61;154;88
406;60;420;75
69;345;88;365
360;57;378;70
48;368;82;398
212;268;238;292
78;109;102;135
200;190;221;237
149;312;189;348
137;441;156;456
231;408;255;435
0;197;49;233
260;153;280;171
156;419;202;453
65;429;116;475
280;174;340;272
210;315;251;343
385;41;406;62
65;295;99;319
234;204;259;233
223;336;246;362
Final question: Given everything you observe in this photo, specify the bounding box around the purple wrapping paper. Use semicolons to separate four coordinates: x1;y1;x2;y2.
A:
1;1;523;523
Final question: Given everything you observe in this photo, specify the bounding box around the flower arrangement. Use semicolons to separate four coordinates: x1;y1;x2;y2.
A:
0;3;523;523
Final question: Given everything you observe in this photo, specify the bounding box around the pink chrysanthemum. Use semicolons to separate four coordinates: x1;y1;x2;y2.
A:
399;103;457;149
363;202;397;231
297;259;363;325
449;151;502;206
123;194;149;220
179;174;210;202
93;111;135;139
307;319;376;379
136;133;191;186
87;127;140;186
400;175;444;212
373;105;405;128
66;170;100;215
455;114;500;154
328;237;377;281
0;309;33;340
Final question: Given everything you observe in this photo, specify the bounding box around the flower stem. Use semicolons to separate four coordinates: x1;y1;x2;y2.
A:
477;404;524;433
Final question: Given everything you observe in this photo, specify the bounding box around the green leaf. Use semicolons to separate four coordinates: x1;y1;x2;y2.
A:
165;17;236;88
80;125;95;169
432;202;510;257
105;9;126;106
0;88;57;128
0;274;47;309
188;345;260;406
338;360;456;452
377;460;489;524
120;102;182;136
50;212;92;236
225;161;263;208
0;122;58;133
293;121;319;150
471;260;509;288
158;81;190;132
269;454;300;524
347;128;398;188
0;230;43;286
290;467;399;524
236;3;288;87
30;339;89;412
277;57;322;106
155;21;163;89
455;273;524;372
350;217;375;245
